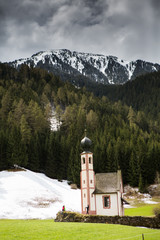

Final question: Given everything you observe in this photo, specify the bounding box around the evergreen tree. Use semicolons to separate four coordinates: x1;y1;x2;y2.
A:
7;127;28;167
127;106;136;127
106;141;116;172
0;130;8;170
27;134;39;171
45;132;57;178
128;151;138;187
20;114;31;144
68;143;81;186
139;173;145;193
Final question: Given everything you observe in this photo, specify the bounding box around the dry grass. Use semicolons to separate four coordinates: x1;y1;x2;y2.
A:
7;168;26;172
27;197;61;208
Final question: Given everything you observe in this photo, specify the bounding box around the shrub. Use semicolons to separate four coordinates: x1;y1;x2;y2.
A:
153;205;160;218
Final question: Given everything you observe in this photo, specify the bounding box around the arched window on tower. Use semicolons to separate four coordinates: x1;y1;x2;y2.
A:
83;157;85;164
89;157;92;164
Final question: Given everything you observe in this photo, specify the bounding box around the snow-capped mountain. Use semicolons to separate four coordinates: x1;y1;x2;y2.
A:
8;49;160;85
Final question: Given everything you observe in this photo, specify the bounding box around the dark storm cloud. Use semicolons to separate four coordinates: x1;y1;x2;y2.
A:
0;0;59;26
150;0;160;9
0;0;160;63
150;0;160;17
82;0;109;25
0;0;107;27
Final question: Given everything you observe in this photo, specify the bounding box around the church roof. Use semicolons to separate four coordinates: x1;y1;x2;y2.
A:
81;136;92;151
93;171;122;194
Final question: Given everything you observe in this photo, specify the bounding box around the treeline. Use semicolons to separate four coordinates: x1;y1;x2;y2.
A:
84;71;160;120
0;63;160;192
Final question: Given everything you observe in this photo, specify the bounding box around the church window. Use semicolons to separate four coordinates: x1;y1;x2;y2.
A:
84;193;86;198
103;196;110;208
90;180;93;184
83;180;85;184
83;157;85;164
89;157;92;164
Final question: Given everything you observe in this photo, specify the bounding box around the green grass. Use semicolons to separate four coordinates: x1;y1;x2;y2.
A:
0;220;160;240
125;204;160;217
125;197;160;217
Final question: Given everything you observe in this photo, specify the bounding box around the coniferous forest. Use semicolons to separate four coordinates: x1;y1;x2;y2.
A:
0;63;160;192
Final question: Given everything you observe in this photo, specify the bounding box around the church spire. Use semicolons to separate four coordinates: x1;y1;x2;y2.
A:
80;133;96;215
84;128;87;137
81;130;92;152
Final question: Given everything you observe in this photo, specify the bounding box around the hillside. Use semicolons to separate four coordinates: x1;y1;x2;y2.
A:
0;63;160;191
0;169;81;219
8;49;160;85
88;70;160;120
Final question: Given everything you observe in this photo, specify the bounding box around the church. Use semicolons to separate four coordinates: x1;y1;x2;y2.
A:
80;134;124;216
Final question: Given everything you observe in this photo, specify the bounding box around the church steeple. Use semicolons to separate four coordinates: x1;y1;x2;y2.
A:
80;131;96;215
81;130;92;152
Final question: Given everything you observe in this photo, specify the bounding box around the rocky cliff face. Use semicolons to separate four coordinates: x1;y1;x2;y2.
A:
8;49;160;85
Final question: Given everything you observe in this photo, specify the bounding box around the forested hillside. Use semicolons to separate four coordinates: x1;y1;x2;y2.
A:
87;71;160;121
0;63;160;192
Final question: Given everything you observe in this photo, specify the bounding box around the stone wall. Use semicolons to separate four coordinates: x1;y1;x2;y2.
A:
55;211;160;229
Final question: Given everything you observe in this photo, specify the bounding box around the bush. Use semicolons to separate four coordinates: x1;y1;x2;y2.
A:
153;205;160;218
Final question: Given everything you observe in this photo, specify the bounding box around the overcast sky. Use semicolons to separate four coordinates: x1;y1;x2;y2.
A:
0;0;160;63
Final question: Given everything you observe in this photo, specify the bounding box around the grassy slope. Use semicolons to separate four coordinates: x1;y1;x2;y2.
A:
125;204;159;217
125;198;160;217
0;220;160;240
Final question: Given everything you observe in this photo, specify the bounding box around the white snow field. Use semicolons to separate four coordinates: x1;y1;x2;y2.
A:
0;169;81;219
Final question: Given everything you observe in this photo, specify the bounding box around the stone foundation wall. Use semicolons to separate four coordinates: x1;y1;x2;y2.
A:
55;211;160;229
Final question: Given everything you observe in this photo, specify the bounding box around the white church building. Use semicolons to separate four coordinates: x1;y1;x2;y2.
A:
80;134;124;216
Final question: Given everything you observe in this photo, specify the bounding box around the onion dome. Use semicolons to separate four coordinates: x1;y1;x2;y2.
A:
81;134;92;151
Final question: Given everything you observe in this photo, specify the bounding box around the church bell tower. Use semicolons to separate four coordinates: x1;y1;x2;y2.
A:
80;132;96;215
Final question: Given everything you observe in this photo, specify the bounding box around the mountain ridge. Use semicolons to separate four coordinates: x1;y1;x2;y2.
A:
8;49;160;85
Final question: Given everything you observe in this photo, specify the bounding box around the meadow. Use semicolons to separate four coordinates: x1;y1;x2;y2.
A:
0;220;160;240
1;200;160;240
125;204;160;217
125;197;160;217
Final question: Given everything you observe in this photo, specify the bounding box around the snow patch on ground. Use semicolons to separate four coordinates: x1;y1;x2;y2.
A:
50;107;61;131
123;185;158;207
142;199;158;204
124;204;135;209
0;169;81;219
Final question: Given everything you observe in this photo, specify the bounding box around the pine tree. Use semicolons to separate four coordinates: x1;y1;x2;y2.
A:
106;141;116;172
0;130;8;170
27;134;39;171
127;106;136;127
20;114;31;144
139;173;145;193
86;109;99;131
7;127;28;167
45;132;57;178
128;151;138;187
68;143;81;186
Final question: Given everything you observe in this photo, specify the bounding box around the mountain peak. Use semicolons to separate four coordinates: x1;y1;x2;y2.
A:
8;49;160;85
